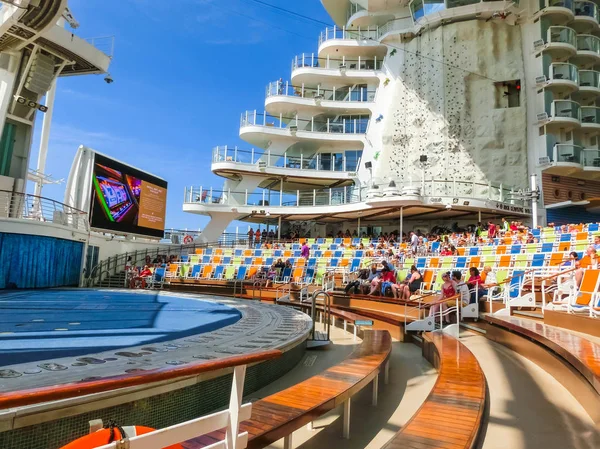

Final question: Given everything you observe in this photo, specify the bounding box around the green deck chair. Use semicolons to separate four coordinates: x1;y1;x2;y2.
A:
224;266;236;280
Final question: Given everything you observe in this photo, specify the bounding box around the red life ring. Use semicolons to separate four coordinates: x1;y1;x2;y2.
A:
183;235;194;244
60;426;184;449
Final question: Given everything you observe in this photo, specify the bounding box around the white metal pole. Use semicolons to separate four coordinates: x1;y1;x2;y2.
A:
531;173;539;229
278;215;282;239
400;207;403;241
34;76;59;198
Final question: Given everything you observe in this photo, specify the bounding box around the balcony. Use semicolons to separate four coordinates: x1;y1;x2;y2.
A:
318;26;387;58
572;1;599;31
542;62;578;93
291;53;382;85
577;70;600;97
545;144;584;175
580;106;600;132
583;149;600;173
211;146;360;188
544;100;581;129
265;81;375;115
573;34;600;64
542;26;577;59
539;0;574;21
183;179;527;219
239;111;369;147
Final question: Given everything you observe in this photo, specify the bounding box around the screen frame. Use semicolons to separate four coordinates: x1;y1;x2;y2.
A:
89;153;168;238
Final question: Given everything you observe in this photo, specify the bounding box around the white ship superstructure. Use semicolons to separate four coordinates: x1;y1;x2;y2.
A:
0;0;112;200
185;0;600;240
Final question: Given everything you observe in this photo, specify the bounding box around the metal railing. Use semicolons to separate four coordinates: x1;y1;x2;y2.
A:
547;26;577;47
83;36;115;58
240;111;369;135
348;1;367;20
319;26;380;46
577;34;600;55
546;62;578;84
0;190;88;231
578;69;600;89
541;0;574;10
583;148;600;168
550;144;583;164
292;53;383;71
212;146;361;173
548;99;581;121
184;179;525;209
266;80;376;102
574;0;599;21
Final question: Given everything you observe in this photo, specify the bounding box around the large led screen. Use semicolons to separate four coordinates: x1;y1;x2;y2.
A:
90;153;167;238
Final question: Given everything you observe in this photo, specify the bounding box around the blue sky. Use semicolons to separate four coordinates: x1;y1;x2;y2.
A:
30;0;333;232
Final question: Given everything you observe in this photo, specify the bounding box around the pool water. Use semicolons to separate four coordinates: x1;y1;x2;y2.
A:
0;290;241;367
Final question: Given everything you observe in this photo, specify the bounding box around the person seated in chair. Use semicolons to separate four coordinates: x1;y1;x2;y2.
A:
392;265;423;300
370;266;395;296
345;268;369;295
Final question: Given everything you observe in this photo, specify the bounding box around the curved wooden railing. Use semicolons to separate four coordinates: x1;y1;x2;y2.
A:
0;350;281;410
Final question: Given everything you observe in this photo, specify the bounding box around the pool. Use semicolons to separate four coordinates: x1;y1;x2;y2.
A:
0;289;241;367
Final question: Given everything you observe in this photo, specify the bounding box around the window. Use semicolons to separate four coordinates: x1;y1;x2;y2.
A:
494;80;521;108
345;150;363;172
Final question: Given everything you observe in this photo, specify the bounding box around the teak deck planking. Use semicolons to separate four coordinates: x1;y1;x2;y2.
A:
182;330;392;449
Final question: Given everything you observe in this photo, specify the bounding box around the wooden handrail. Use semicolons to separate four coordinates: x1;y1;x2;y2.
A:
424;293;461;307
0;350;281;410
484;267;539;289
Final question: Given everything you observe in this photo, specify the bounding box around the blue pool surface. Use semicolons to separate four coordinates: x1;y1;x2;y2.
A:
0;290;241;367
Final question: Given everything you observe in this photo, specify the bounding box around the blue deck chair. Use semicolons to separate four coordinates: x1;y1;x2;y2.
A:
540;242;553;253
330;244;338;250
430;241;440;253
244;257;253;265
334;250;343;258
510;245;522;255
416;258;427;269
236;266;247;280
308;258;317;268
455;257;467;269
265;257;273;266
304;268;315;283
468;247;479;256
531;254;545;268
559;233;571;242
355;250;364;258
202;255;211;264
330;258;339;268
222;256;231;265
293;250;301;257
292;244;300;250
254;249;262;257
350;258;361;272
589;223;599;232
190;265;201;278
204;248;213;255
274;250;282;257
311;244;319;250
334;238;342;245
317;238;325;244
532;228;541;238
180;255;189;263
493;238;501;246
213;266;224;279
234;249;242;257
352;238;360;246
508;270;524;299
280;267;292;282
314;250;323;258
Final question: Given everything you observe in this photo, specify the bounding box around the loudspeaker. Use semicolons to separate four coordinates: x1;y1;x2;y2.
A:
365;161;372;169
419;155;428;163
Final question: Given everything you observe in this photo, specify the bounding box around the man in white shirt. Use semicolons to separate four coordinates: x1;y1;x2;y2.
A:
410;232;418;254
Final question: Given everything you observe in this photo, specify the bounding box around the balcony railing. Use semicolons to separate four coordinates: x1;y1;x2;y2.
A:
548;99;581;120
578;70;600;88
583;149;600;168
184;179;525;208
292;53;383;71
266;81;376;102
540;0;574;11
0;190;89;231
319;26;380;46
581;106;600;124
547;26;577;47
83;36;115;58
550;144;583;164
545;62;578;84
577;34;600;54
348;1;367;20
574;0;598;21
212;146;361;173
240;111;369;135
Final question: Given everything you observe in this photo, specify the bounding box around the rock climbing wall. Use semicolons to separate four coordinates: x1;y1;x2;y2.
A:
374;20;528;190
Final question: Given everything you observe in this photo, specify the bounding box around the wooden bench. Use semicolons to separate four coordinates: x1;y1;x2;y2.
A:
485;314;600;423
183;329;392;449
382;332;486;449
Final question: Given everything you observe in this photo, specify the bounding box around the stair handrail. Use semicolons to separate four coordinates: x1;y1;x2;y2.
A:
310;290;331;341
540;266;579;311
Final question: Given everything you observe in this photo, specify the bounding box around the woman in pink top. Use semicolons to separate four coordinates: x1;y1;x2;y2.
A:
430;272;455;323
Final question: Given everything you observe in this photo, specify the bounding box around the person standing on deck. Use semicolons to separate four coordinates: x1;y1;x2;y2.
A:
301;241;310;259
248;228;254;248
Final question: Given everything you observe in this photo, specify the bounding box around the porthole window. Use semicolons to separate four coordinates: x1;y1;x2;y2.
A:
567;191;573;199
554;189;560;198
580;192;586;200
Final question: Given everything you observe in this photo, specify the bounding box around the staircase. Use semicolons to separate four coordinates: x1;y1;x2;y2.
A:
97;271;127;289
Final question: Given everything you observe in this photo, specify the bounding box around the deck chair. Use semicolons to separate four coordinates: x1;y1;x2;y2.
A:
469;256;481;268
568;269;600;315
349;258;361;272
468;247;479;256
455;257;467;269
190;264;201;279
540;242;554;253
416;257;427;269
224;266;236;280
213;265;224;279
236;266;247;280
430;241;441;254
510;245;522;255
588;223;599;232
549;252;566;266
513;254;528;268
202;255;211;264
531;253;545;269
279;267;292;282
498;255;512;267
304;268;315;284
429;257;440;269
292;267;305;283
201;265;214;279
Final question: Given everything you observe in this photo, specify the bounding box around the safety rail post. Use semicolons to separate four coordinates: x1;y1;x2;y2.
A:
313;190;316;206
297;190;300;206
251;148;255;164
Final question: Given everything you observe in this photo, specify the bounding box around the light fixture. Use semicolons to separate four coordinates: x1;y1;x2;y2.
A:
375;114;384;122
389;180;396;187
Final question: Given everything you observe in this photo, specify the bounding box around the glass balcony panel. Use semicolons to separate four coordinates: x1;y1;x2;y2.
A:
578;70;600;87
551;63;578;82
548;26;577;46
446;0;479;7
552;100;580;119
410;0;445;21
552;144;583;163
292;54;383;71
577;34;600;53
541;0;573;9
266;81;376;102
581;106;600;123
574;0;597;18
584;149;600;167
